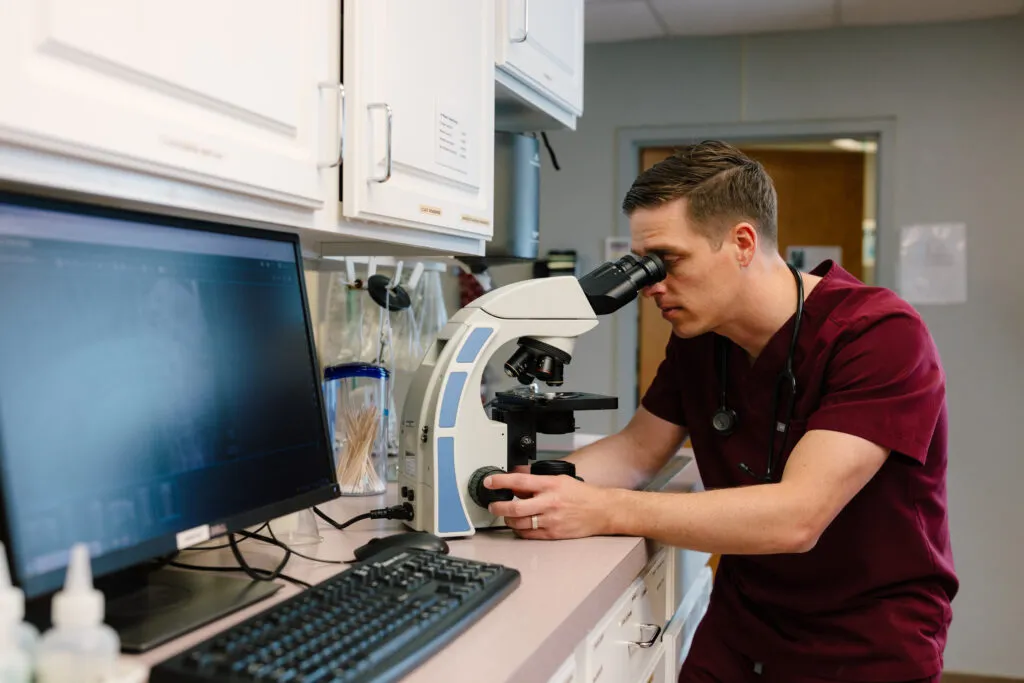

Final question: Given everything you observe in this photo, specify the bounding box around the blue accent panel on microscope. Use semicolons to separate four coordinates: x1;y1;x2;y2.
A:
456;327;493;364
436;437;471;534
439;372;467;429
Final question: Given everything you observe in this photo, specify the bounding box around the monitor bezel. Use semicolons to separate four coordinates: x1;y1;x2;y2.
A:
0;189;340;599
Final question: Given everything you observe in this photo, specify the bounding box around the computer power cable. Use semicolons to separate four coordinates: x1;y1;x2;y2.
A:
168;537;312;591
168;505;415;590
312;503;414;531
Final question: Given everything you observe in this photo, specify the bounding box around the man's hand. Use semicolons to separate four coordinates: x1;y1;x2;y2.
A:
484;472;615;540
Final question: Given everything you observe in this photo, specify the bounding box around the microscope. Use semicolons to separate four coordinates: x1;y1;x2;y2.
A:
396;253;666;537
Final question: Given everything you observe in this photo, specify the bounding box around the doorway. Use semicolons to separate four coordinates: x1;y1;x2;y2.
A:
636;137;878;399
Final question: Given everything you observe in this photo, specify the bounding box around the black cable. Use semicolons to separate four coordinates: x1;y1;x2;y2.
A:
313;503;413;531
540;132;560;170
277;574;313;589
183;523;269;551
165;565;311;589
228;533;291;584
168;505;414;591
315;508;372;531
238;528;347;565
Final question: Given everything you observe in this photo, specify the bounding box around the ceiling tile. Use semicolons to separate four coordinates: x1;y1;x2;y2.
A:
840;0;1024;25
585;1;667;43
650;0;838;36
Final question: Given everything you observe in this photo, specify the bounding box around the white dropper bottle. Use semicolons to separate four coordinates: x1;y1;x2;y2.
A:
35;544;120;683
0;542;39;660
0;621;30;683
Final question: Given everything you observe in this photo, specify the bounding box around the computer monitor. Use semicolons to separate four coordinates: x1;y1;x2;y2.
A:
0;191;339;650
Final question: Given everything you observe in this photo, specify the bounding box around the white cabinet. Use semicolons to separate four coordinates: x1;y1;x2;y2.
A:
581;548;673;683
0;0;496;258
0;0;332;210
495;0;585;131
339;0;494;245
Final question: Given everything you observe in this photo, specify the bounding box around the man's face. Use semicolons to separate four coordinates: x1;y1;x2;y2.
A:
630;198;743;338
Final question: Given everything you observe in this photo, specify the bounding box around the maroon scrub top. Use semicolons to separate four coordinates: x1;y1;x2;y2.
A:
642;261;957;681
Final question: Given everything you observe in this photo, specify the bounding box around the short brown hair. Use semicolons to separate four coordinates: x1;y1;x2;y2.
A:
622;141;778;248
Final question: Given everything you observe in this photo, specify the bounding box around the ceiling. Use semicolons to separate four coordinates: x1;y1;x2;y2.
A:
584;0;1024;43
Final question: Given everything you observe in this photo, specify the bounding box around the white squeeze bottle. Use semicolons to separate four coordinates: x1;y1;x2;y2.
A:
0;542;39;660
35;544;120;683
0;621;30;683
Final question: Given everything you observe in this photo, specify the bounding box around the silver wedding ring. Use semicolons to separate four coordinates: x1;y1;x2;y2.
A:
531;515;539;530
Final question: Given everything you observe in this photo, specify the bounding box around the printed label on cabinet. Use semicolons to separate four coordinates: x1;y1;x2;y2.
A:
436;101;470;175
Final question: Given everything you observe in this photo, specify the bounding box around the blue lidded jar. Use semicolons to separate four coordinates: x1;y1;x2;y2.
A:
322;362;389;495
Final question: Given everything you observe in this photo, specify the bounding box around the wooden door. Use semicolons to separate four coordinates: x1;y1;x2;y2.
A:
343;0;495;238
0;0;331;208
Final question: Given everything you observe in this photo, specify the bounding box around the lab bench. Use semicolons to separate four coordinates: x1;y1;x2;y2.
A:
126;456;711;683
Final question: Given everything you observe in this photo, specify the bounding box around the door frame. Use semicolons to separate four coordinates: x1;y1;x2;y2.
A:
611;118;896;429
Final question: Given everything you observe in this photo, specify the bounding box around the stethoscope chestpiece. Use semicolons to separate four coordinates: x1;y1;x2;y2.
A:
711;406;738;436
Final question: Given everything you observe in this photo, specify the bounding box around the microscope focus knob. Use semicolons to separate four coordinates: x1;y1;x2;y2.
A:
469;466;514;508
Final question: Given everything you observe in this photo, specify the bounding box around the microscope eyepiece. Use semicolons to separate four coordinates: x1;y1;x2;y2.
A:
578;253;667;316
635;253;667;286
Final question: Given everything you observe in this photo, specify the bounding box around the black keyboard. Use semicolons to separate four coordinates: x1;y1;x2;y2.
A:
150;547;520;683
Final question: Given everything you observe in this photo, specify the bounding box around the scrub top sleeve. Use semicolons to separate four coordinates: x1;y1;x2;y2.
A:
807;313;945;464
640;336;687;427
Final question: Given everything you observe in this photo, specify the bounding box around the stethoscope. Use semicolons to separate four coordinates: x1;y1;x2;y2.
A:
711;263;804;482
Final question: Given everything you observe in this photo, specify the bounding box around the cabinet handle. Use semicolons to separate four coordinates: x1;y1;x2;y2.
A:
629;623;662;649
318;83;345;168
367;102;393;183
511;0;529;43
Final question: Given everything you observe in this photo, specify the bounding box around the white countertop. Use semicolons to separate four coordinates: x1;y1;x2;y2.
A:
129;456;699;682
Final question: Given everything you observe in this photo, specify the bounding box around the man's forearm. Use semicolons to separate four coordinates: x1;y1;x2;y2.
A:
564;431;668;490
605;484;819;555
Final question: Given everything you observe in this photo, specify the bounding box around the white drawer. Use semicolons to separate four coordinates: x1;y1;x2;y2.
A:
638;643;671;683
583;551;668;683
642;548;673;627
662;566;714;678
676;547;712;601
547;649;580;683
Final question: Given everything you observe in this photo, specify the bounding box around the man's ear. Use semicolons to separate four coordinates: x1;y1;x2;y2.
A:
732;221;758;267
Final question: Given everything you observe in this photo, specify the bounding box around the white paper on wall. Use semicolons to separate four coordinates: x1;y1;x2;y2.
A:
898;223;967;304
604;235;632;262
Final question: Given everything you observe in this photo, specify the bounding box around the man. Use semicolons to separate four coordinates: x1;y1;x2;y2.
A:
484;141;957;682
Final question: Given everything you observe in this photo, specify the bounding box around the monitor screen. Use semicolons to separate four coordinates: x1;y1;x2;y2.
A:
0;192;337;598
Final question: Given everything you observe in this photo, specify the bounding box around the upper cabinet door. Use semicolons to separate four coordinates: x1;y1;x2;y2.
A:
343;0;495;239
0;0;332;209
498;0;584;115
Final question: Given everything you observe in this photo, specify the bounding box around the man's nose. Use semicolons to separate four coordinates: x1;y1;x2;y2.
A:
642;281;666;298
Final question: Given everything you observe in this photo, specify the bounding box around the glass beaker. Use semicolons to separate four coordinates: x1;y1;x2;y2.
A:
323;362;389;495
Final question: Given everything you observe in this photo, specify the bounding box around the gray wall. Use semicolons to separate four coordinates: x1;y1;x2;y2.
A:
537;16;1024;677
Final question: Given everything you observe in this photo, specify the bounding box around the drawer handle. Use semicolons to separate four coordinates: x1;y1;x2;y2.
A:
629;623;662;650
656;578;665;591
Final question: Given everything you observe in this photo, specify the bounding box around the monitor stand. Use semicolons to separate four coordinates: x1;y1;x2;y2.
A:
27;566;281;653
